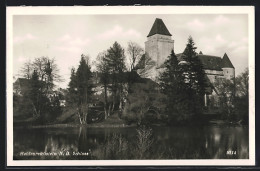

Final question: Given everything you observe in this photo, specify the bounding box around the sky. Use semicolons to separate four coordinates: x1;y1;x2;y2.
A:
13;14;248;88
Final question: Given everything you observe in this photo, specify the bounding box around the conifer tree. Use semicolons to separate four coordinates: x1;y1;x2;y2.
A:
96;51;112;119
182;36;206;115
103;42;126;113
28;70;48;118
67;67;78;106
159;50;188;122
75;54;93;124
29;70;41;117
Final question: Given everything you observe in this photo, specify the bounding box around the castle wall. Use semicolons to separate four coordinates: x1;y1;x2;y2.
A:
145;34;174;67
204;69;223;75
222;68;235;80
157;40;175;66
145;39;158;64
204;69;224;83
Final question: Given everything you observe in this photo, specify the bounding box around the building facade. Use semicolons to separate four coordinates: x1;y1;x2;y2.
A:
138;18;235;108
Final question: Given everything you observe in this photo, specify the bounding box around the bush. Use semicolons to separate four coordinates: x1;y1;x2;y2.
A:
122;81;166;125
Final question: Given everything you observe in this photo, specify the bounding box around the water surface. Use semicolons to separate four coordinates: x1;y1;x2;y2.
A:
13;125;249;160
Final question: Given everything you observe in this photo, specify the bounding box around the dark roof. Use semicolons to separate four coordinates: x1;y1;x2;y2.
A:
222;53;234;68
173;53;234;71
198;55;223;71
147;18;172;37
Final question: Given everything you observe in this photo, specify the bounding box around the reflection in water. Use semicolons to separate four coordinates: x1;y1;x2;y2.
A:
13;126;249;160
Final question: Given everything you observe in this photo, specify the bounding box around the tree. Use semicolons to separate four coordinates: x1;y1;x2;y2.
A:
96;51;112;119
234;68;249;123
103;42;126;113
159;50;191;123
26;70;51;121
32;56;62;84
28;70;43;117
20;60;33;79
15;57;63;123
213;68;248;123
235;68;249;97
123;80;166;125
181;36;206;115
127;41;144;71
135;53;156;78
66;67;78;106
213;77;235;120
20;56;63;97
75;55;94;124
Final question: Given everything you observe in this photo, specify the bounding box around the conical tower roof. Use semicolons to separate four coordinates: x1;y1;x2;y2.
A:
222;53;234;68
147;18;172;37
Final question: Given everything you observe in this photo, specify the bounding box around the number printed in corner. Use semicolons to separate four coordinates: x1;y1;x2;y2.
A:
226;150;236;155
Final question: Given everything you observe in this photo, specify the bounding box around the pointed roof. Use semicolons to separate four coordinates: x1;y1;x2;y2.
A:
198;54;223;71
222;53;234;68
147;18;172;37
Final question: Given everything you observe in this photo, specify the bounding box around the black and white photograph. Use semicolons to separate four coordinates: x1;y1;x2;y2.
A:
6;6;255;166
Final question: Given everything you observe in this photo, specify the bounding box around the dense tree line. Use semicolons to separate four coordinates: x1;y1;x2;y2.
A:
213;68;249;124
13;56;63;124
95;41;144;120
159;36;206;124
14;38;249;126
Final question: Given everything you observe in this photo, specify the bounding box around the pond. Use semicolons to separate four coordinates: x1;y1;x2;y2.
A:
13;125;249;160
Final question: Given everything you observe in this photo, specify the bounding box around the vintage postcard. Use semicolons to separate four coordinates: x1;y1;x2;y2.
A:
6;6;255;166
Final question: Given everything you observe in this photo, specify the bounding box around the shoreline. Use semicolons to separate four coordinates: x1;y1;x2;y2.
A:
13;120;247;129
14;123;137;129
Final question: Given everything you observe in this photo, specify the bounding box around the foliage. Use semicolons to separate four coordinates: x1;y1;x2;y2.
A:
67;55;94;124
135;125;154;159
159;37;206;124
122;80;166;125
135;53;156;78
234;68;249;124
102;134;129;159
159;50;189;123
235;68;249;97
97;42;127;115
181;36;206;115
20;57;63;85
127;41;144;71
66;67;78;106
96;51;113;119
13;93;34;119
28;70;46;118
14;56;63;124
213;77;235;120
92;126;154;160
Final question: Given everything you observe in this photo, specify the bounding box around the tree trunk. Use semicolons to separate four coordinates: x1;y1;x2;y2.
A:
104;106;108;120
77;108;83;124
31;102;40;118
108;104;112;117
104;84;108;119
111;95;115;112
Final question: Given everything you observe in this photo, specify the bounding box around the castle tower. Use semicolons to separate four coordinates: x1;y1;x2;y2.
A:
222;53;235;80
145;18;174;67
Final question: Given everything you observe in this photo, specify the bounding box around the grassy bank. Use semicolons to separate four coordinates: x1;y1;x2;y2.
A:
14;113;136;129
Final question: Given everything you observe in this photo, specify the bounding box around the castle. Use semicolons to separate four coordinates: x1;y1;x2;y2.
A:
138;18;235;107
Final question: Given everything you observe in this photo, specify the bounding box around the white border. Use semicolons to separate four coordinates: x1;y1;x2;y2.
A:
6;6;255;166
